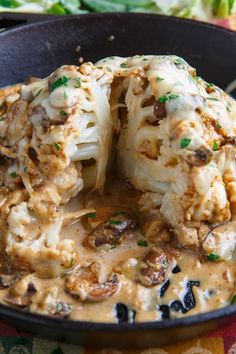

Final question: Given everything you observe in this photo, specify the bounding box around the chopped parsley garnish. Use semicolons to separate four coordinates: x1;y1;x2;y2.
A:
157;77;164;81
194;76;201;81
110;220;122;225
113;210;129;216
226;104;231;112
87;212;96;218
180;137;191;149
106;67;112;72
64;90;68;99
56;303;63;312
137;239;148;247
120;63;127;68
10;171;17;178
216;121;222;129
50;76;69;92
74;78;81;88
212;141;219;151
231;295;236;304
35;89;43;97
162;261;169;268
159;93;179;103
60;110;68;118
207;253;220;261
174;57;185;66
54;143;61;151
206;97;219;101
69;258;75;267
206;83;214;88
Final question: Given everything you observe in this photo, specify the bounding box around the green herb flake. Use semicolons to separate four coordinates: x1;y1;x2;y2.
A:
54;143;61;151
55;303;63;312
69;258;75;267
74;78;81;88
159;93;179;103
212;141;219;151
157;77;164;82
137;239;148;247
24;166;28;173
194;76;201;81
206;83;214;88
206;97;219;101
207;253;220;261
180;137;191;149
120;63;127;68
106;67;112;72
0;116;4;121
35;89;43;97
60;110;68;118
50;76;69;93
162;260;169;268
113;210;129;216
64;90;68;100
10;171;17;178
110;220;122;225
231;295;236;304
226;104;231;112
216;121;222;129
87;212;96;219
174;57;185;66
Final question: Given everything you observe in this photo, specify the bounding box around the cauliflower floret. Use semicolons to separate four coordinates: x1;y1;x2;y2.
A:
5;202;78;277
202;222;236;260
101;55;236;247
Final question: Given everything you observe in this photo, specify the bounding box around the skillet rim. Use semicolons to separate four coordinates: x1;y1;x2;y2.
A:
0;12;235;331
0;301;235;331
0;12;236;38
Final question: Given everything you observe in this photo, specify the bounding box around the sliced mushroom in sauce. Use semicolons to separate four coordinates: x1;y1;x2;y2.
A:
84;208;139;250
64;262;119;302
136;245;176;287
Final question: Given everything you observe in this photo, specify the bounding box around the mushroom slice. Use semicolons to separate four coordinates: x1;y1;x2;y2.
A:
0;272;26;289
64;262;119;302
84;208;138;250
136;245;176;287
4;274;37;308
202;221;236;261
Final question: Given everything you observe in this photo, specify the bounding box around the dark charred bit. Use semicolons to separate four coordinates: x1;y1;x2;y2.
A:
115;303;136;323
221;136;236;147
172;265;181;274
53;302;72;319
153;101;166;125
27;282;37;295
136;245;176;287
183;280;200;311
170;300;187;314
187;148;212;167
159;304;170;320
84;211;138;250
160;280;170;298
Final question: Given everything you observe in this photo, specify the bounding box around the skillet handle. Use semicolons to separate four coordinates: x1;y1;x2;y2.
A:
0;12;56;31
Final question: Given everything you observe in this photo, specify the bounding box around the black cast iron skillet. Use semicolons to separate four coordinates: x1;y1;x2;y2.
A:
0;12;236;348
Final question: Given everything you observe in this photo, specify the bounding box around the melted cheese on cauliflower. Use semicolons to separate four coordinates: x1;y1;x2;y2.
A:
1;54;236;280
97;55;236;247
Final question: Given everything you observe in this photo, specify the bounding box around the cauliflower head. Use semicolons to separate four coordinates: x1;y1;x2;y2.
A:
97;55;236;247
